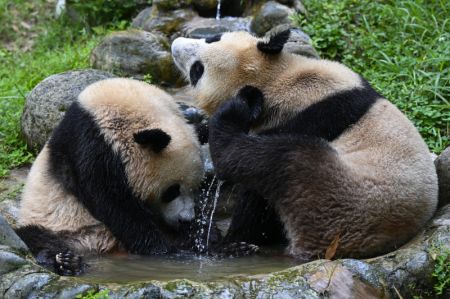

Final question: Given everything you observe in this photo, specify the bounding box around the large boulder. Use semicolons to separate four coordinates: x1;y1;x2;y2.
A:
0;214;27;252
0;166;28;226
250;1;295;36
182;16;251;39
153;0;192;11
132;7;197;39
91;30;181;86
436;147;450;208
21;69;115;150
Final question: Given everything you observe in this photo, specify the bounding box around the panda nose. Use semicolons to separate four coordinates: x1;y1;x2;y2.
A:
179;209;194;222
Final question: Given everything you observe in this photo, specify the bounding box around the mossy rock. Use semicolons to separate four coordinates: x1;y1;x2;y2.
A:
90;30;183;86
132;7;197;39
1;205;449;298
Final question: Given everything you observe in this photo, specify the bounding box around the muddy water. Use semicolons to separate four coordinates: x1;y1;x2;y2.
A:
82;251;296;283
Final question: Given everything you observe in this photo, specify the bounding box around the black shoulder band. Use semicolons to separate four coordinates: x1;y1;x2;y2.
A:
261;78;381;141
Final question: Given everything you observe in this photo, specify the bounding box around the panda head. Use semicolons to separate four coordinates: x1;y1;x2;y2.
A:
79;78;204;230
171;30;290;115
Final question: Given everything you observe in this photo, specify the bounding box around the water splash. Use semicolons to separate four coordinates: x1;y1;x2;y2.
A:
216;0;222;20
193;176;217;253
206;180;223;251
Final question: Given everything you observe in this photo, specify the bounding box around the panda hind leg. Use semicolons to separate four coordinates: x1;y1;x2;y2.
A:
15;225;86;276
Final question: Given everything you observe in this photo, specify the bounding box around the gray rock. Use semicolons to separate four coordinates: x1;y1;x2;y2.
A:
267;25;319;58
91;30;181;86
153;0;193;11
182;16;251;39
251;1;295;36
131;6;153;28
0;214;27;251
276;0;306;14
192;0;217;14
35;282;94;299
0;249;28;275
436;146;450;208
4;272;54;298
132;7;197;39
0;166;29;225
21;69;115;150
292;0;307;15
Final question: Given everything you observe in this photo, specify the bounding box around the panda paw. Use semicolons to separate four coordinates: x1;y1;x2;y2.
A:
54;250;86;276
215;98;250;123
216;242;260;258
237;86;264;122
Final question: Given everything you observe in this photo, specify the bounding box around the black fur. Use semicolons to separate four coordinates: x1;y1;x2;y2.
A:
133;129;171;153
238;86;264;123
47;102;176;255
222;187;286;245
190;60;204;87
205;34;222;44
257;29;290;54
194;121;209;144
209;85;372;249
15;225;85;275
261;79;380;140
209;95;331;195
161;184;181;203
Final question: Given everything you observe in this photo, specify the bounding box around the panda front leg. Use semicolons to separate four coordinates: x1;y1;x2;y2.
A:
209;86;330;193
209;87;337;258
15;225;85;276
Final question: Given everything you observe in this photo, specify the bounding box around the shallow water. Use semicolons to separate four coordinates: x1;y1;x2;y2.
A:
82;251;296;283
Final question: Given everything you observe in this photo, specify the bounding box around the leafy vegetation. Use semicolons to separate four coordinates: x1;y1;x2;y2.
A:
76;289;110;299
432;247;450;296
292;0;449;153
68;0;151;27
0;0;125;177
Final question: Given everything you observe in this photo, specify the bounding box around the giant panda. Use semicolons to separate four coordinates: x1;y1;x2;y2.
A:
15;78;204;275
170;30;439;260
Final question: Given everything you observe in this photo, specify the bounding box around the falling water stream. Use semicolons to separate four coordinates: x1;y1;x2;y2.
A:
194;175;217;253
206;180;223;251
216;0;222;20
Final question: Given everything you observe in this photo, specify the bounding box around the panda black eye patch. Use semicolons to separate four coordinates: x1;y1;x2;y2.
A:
205;34;222;44
161;184;181;203
189;60;204;87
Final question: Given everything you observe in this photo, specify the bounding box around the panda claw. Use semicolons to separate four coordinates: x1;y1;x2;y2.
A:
54;249;86;276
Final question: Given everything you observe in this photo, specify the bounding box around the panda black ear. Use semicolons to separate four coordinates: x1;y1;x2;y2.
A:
257;29;290;54
133;129;171;153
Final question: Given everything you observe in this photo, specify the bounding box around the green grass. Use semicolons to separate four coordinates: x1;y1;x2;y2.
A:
432;247;450;296
0;0;119;177
76;289;110;299
292;0;449;153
